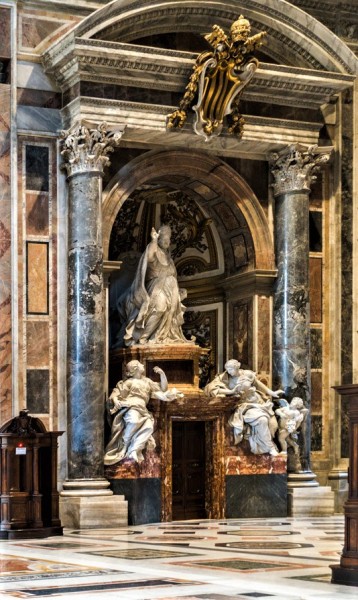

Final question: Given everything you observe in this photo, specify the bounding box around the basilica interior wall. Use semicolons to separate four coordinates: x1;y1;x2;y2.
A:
1;0;357;514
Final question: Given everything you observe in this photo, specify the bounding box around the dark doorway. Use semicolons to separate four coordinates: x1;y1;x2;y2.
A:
172;420;206;520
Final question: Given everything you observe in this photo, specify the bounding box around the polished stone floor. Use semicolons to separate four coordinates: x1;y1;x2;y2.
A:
0;515;356;599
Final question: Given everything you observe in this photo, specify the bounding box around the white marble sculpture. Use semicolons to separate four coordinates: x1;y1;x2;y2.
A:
104;360;183;465
118;225;194;347
275;396;308;460
228;377;280;456
205;359;284;456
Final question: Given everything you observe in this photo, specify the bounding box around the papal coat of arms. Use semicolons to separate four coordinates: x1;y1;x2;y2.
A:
167;15;266;140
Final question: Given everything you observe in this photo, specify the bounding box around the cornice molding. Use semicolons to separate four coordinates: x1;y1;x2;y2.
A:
68;0;357;74
43;39;354;110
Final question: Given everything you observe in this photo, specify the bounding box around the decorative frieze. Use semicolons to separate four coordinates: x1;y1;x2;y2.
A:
270;144;332;197
60;122;123;177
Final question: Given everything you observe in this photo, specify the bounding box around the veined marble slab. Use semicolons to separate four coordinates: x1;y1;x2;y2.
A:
17;106;62;133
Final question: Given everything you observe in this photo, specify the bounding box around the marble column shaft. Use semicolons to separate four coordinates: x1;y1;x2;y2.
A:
61;123;122;485
67;172;105;480
270;145;331;472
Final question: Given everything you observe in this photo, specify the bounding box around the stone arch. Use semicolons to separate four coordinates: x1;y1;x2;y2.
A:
58;0;357;74
102;148;275;272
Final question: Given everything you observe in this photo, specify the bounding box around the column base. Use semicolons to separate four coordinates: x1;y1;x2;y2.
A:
287;472;334;516
328;470;348;513
60;479;128;528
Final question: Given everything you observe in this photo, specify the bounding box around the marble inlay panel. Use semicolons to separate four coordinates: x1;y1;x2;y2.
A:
341;88;353;384
309;211;322;252
171;557;313;572
26;321;49;367
231;234;249;268
20;17;67;49
86;548;193;559
8;578;199;598
232;299;253;368
18;88;61;109
311;415;323;452
0;85;12;422
311;371;322;413
25;145;49;192
26;241;48;314
213;202;240;231
309;257;322;323
257;296;271;375
310;328;322;369
0;8;11;58
105;448;160;479
26;368;49;413
26;191;49;236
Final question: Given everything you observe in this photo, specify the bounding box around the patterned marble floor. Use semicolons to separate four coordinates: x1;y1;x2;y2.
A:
0;516;356;599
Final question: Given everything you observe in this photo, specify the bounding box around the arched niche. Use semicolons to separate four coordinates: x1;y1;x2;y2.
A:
103;148;275;273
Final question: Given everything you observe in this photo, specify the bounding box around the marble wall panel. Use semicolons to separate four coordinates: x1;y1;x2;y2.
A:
225;423;286;476
0;85;12;422
309;211;322;252
18;10;80;54
20;135;57;428
232;299;253;368
105;448;161;480
110;478;161;525
0;8;11;58
212;202;240;231
340;397;349;458
311;415;323;452
26;191;49;236
310;328;322;369
26;321;49;367
231;234;249;269
20;17;66;49
309;172;323;209
18;89;61;109
257;296;271;376
311;371;322;413
309;257;322;323
17;106;62;134
26;369;49;414
25;145;49;192
341;89;353;384
226;474;287;518
26;242;48;315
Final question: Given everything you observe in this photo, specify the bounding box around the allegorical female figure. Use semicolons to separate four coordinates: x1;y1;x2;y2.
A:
205;359;284;456
118;225;193;347
104;360;182;465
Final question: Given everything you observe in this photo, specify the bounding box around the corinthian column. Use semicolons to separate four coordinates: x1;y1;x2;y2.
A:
270;144;331;474
59;122;127;527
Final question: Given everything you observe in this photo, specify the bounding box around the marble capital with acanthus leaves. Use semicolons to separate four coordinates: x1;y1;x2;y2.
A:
269;143;333;197
60;121;124;178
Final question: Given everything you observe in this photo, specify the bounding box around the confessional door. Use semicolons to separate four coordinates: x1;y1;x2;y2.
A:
172;421;206;520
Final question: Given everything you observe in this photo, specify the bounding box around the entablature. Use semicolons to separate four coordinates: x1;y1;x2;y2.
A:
43;38;355;111
61;96;322;160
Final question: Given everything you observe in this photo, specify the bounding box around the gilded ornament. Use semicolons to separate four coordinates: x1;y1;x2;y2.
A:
167;16;266;140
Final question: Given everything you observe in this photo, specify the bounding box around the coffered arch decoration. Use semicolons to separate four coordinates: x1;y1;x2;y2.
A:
60;0;357;74
102;149;275;275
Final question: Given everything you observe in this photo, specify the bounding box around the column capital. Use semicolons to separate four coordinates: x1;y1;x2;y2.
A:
60;121;123;178
269;144;332;197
